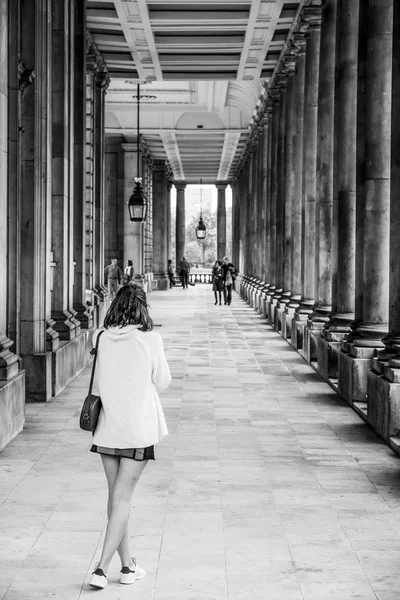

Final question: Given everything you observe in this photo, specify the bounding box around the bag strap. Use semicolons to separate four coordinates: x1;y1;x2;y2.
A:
88;330;105;395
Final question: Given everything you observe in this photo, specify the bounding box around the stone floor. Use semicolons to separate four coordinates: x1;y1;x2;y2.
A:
1;286;400;600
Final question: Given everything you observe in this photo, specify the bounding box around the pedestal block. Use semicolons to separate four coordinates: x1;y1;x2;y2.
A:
282;306;296;340
51;331;93;397
152;275;169;291
275;299;289;334
0;371;26;451
292;313;308;350
317;332;345;381
303;321;325;363
367;360;400;444
24;353;53;402
338;344;375;405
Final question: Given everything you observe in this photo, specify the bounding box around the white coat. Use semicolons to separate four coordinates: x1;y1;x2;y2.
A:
91;325;171;449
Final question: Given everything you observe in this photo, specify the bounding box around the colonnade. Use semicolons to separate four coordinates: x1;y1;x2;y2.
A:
233;0;400;454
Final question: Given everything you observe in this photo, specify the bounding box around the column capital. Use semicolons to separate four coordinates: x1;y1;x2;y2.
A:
216;182;228;190
301;5;322;30
292;32;308;55
282;53;298;76
174;181;186;191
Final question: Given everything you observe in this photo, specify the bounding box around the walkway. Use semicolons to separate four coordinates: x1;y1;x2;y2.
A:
1;287;400;600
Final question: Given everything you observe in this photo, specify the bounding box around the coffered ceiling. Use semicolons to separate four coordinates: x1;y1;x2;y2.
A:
87;0;303;183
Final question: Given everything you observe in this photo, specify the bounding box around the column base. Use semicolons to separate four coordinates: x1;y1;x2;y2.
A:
24;352;53;402
0;371;25;450
338;343;376;406
291;311;310;352
317;330;347;382
151;275;169;291
0;335;20;380
367;359;400;445
73;303;94;330
303;321;325;364
51;310;77;341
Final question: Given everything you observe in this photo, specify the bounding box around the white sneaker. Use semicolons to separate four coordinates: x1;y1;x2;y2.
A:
120;558;146;585
89;567;107;589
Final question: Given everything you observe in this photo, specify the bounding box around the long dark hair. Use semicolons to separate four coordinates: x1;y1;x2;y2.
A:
103;284;153;331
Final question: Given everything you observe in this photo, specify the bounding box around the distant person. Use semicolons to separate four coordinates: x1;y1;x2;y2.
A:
212;260;224;305
221;256;236;306
178;256;190;289
104;258;122;298
123;259;134;284
167;259;176;288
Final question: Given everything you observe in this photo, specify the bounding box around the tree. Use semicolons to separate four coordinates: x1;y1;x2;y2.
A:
186;208;217;266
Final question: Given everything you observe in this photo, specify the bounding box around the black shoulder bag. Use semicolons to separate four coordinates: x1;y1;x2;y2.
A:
79;330;105;433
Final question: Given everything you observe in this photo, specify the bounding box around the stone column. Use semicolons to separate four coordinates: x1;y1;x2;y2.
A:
262;112;271;286
322;0;360;388
290;34;307;349
365;0;399;446
72;0;91;329
274;73;288;331
300;7;322;362
314;0;338;377
266;91;281;325
51;0;77;339
216;182;227;259
341;0;393;409
362;0;393;436
281;57;296;338
93;70;109;295
122;144;143;278
293;9;322;355
20;0;58;401
166;180;172;262
152;160;169;290
0;0;19;383
175;181;186;265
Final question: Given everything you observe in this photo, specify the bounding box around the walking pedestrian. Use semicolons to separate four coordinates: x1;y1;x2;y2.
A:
167;259;176;288
88;284;171;590
104;258;122;298
212;260;224;305
221;256;236;306
178;256;190;289
123;259;134;284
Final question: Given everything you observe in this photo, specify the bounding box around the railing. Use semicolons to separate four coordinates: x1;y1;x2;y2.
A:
174;271;213;285
189;272;213;284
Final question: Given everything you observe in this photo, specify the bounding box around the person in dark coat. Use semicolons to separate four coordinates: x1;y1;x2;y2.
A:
212;260;224;305
178;256;190;289
221;256;236;306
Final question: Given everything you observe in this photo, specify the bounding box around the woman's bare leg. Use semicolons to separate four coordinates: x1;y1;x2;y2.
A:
98;457;147;573
101;454;131;567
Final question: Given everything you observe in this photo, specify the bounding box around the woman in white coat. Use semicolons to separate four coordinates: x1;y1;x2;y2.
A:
89;283;171;590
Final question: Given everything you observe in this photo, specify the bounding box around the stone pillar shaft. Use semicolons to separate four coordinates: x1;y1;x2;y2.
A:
216;183;227;260
269;96;280;286
291;45;306;298
335;0;359;318
276;84;287;289
302;13;321;306
315;0;337;312
283;69;295;293
356;0;392;344
152;160;169;290
93;71;107;290
175;182;186;264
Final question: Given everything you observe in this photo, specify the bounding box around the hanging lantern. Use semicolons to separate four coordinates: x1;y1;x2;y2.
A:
128;178;147;222
195;178;206;239
196;214;206;239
